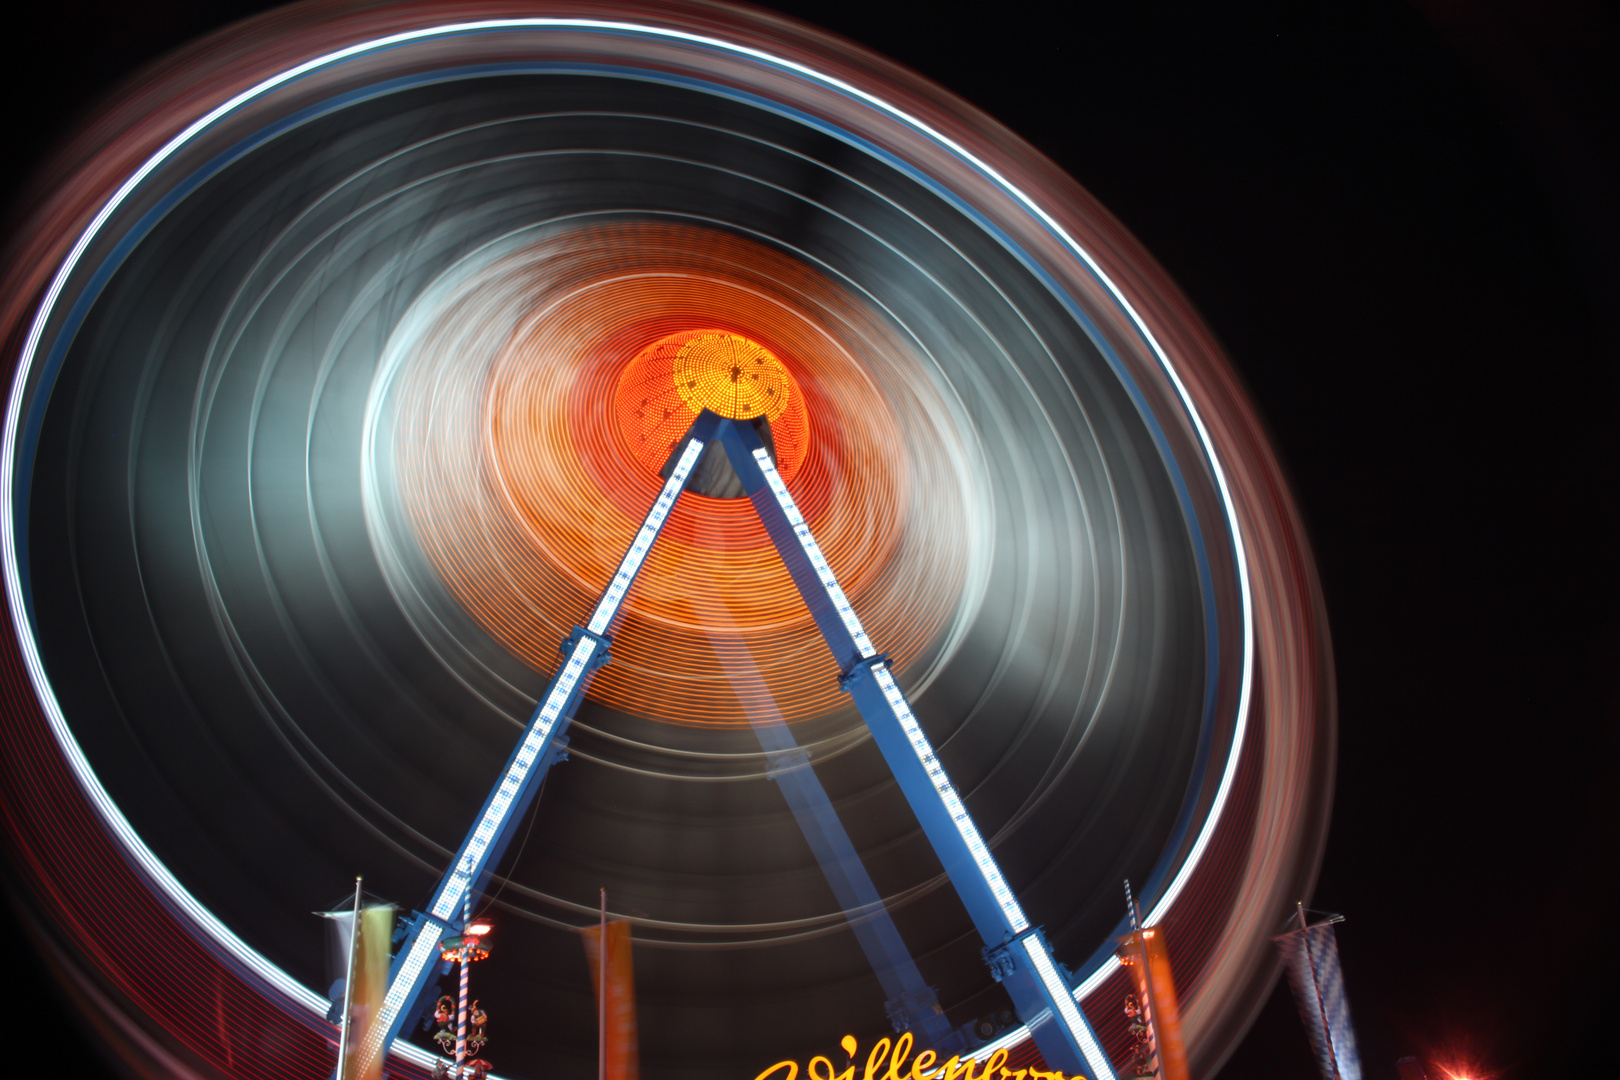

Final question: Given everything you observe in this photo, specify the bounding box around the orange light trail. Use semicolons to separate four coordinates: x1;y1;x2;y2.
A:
390;221;973;726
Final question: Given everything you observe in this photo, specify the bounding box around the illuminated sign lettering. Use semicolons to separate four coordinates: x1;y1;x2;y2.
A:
750;1034;1089;1080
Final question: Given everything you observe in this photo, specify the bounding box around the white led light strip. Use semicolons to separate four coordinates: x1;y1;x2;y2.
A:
1022;937;1116;1080
356;630;596;1070
359;932;441;1069
752;448;876;658
756;440;1113;1076
363;438;706;1064
0;15;1256;1066
753;441;1026;932
588;439;704;635
437;633;597;919
870;667;1026;932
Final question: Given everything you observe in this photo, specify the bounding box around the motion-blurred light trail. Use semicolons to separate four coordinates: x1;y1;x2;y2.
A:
0;5;1336;1079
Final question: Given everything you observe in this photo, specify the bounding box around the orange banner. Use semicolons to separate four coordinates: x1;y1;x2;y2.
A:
1117;928;1188;1080
581;919;639;1080
340;906;392;1080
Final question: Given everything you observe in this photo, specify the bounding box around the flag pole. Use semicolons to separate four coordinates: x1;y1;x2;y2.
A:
1126;880;1165;1079
455;892;471;1078
599;887;608;1080
336;876;362;1080
1297;902;1343;1080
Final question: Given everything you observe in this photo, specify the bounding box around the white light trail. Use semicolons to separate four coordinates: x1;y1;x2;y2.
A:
0;15;1256;1065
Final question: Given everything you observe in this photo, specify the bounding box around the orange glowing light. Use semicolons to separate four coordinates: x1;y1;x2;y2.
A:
1435;1058;1494;1080
466;922;493;936
613;328;809;481
390;220;973;726
673;331;792;420
438;937;490;963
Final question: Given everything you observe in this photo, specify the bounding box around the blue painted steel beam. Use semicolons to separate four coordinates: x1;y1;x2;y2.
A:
697;594;959;1049
758;722;959;1049
357;414;721;1074
715;417;1117;1080
367;408;1112;1078
759;720;957;1049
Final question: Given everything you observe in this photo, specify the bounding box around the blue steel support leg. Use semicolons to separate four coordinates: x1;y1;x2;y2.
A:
759;721;962;1051
716;418;1116;1080
355;415;720;1075
695;584;959;1049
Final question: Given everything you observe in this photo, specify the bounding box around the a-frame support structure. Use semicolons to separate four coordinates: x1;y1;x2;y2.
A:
355;412;1117;1080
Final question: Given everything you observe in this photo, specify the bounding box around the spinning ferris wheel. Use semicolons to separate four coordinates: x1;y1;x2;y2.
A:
0;4;1334;1080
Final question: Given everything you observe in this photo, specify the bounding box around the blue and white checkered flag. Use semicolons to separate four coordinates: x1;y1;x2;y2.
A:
1275;919;1362;1080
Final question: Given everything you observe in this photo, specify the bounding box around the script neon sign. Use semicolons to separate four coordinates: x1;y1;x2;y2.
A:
752;1034;1090;1080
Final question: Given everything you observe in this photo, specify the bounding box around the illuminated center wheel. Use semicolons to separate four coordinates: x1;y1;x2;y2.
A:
674;332;791;421
613;328;810;480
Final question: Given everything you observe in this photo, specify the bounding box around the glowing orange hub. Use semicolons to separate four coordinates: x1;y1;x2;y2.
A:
614;328;809;481
676;331;790;420
393;221;971;726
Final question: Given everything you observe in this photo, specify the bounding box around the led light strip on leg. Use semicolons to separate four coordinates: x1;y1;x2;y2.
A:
430;440;707;928
741;432;1112;1079
359;931;441;1069
1022;937;1115;1079
435;632;600;917
357;631;598;1073
869;665;1029;933
588;439;706;635
362;436;710;1073
750;436;1027;932
751;448;876;659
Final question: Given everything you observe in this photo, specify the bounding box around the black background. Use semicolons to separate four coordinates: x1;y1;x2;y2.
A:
3;3;1615;1079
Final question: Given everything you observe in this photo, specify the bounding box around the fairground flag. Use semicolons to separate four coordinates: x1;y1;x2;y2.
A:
582;919;640;1080
1274;916;1362;1080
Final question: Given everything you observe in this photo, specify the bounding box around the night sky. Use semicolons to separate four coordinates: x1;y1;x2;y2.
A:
3;3;1616;1079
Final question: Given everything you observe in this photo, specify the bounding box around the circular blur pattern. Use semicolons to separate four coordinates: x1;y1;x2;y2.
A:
374;218;974;728
0;4;1334;1080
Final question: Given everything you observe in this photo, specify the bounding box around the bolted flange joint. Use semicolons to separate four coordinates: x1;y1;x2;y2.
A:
838;653;892;693
560;626;612;671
